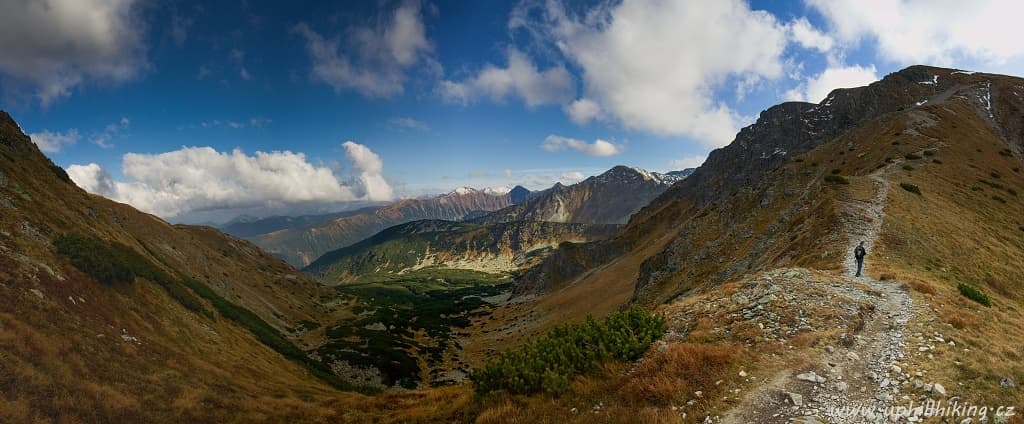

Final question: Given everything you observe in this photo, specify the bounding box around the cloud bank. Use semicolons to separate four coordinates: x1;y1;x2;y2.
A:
67;142;393;218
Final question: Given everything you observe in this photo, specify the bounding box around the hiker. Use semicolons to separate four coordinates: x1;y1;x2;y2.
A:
854;241;867;277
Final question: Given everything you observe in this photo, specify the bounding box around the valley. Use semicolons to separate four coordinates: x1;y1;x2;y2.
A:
3;65;1024;423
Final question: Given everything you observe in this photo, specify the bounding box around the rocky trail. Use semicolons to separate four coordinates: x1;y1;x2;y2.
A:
722;167;921;423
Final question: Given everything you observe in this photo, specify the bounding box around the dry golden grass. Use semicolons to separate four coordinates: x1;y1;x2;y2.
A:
620;343;745;405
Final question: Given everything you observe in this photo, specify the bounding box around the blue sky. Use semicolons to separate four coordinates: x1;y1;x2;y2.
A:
2;0;1022;222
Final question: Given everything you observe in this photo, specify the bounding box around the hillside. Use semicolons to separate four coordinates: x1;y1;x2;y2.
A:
473;166;692;225
305;219;620;284
243;188;523;267
0;111;374;421
456;65;1024;421
5;65;1024;423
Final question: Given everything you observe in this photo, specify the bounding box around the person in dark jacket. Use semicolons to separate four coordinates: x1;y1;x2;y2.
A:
854;241;867;277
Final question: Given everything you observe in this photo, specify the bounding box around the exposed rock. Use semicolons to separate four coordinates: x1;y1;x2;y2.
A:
796;371;826;383
785;391;803;406
1000;377;1015;388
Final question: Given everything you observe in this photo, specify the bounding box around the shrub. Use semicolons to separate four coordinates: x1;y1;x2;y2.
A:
932;159;943;164
1014;167;1021;173
831;168;841;174
903;165;914;171
958;283;991;307
905;153;922;160
1008;188;1018;196
471;307;666;395
55;234;210;317
971;186;983;192
54;234;138;285
993;195;1007;203
991;171;1002;179
999;148;1014;157
923;150;935;157
900;183;922;195
824;175;850;184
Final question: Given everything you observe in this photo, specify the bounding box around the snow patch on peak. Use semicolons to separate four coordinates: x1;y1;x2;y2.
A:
919;75;938;85
450;187;478;196
483;186;511;195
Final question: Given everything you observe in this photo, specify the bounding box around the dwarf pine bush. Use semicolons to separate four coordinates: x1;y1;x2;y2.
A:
471;307;666;396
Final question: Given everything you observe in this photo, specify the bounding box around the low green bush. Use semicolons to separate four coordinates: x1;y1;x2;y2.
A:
55;234;210;317
903;165;914;171
900;183;922;195
993;195;1007;203
905;153;922;160
958;283;991;307
471;307;666;396
55;234;140;285
923;150;935;157
824;175;850;184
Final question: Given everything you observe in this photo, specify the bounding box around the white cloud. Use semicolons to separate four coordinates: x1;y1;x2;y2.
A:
807;0;1024;66
564;98;603;124
29;129;81;153
511;0;788;146
541;135;622;157
0;0;146;105
787;17;834;53
293;2;437;98
558;171;587;184
669;155;707;170
92;117;130;149
342;141;393;201
438;49;574;107
785;63;879;103
67;143;393;217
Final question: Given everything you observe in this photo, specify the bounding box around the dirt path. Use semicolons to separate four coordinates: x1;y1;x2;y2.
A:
723;168;915;423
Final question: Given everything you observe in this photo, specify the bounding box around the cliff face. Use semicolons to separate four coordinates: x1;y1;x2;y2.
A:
474;166;685;226
515;66;1024;304
248;189;516;267
304;219;620;283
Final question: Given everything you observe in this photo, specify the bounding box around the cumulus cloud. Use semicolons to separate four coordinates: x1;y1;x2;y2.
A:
787;17;834;53
558;171;587;184
29;129;81;153
785;63;879;103
564;98;603;124
67;143;393;217
541;135;622;157
438;48;574;107
807;0;1024;66
0;0;146;105
343;141;394;201
510;0;788;146
293;1;437;98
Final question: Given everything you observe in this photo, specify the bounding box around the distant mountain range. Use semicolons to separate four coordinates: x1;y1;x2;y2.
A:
225;166;692;268
473;166;694;225
234;187;525;267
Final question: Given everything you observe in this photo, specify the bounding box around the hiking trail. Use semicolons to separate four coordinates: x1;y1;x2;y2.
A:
722;165;916;423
